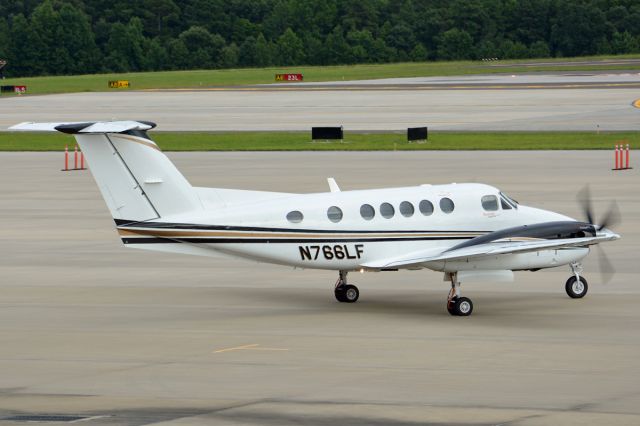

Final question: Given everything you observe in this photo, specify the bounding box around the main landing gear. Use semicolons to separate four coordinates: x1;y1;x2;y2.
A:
334;270;359;303
566;262;588;299
447;273;473;316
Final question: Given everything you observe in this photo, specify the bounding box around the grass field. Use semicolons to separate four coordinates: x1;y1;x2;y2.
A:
0;131;636;151
1;55;639;95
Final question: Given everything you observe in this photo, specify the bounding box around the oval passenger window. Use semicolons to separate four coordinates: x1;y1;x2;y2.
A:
360;204;375;220
327;206;343;223
419;200;434;216
399;201;414;217
380;202;395;219
440;198;455;213
286;210;304;223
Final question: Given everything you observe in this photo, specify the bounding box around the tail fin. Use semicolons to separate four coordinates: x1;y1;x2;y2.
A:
10;121;201;221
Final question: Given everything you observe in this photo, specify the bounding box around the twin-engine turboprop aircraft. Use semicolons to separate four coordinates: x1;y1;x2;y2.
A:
10;120;620;316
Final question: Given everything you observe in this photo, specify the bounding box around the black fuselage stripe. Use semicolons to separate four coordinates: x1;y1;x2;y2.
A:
114;219;490;235
122;236;473;244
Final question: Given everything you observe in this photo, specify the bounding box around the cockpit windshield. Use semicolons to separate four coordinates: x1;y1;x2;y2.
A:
499;192;519;209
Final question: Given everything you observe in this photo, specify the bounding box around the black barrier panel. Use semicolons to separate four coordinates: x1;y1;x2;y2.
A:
408;126;428;141
1;85;15;93
312;126;343;140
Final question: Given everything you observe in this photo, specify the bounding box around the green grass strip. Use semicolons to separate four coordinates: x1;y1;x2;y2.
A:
0;54;639;95
0;131;636;151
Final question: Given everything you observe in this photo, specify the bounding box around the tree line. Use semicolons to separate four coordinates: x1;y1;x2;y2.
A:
0;0;639;77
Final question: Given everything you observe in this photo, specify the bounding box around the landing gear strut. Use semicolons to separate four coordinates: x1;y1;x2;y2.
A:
566;262;588;298
334;270;359;303
447;272;473;316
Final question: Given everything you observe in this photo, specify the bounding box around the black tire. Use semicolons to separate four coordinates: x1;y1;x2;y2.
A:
342;284;359;303
449;296;473;316
565;276;588;299
447;297;457;316
334;285;359;303
334;287;347;302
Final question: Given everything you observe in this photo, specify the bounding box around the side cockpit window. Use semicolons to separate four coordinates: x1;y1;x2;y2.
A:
500;192;518;209
481;195;498;211
500;197;512;210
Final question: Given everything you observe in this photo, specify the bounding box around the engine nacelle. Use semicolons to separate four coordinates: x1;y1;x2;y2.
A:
426;247;590;272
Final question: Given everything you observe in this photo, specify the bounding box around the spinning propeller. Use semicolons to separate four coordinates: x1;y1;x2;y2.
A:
576;185;620;284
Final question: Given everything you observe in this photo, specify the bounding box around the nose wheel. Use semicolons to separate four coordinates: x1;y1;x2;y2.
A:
566;262;588;298
334;270;359;303
566;276;588;298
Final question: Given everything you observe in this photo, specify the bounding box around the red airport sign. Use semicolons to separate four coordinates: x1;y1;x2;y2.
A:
275;73;303;82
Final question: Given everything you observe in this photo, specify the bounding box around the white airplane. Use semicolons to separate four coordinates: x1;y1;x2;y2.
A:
10;120;621;316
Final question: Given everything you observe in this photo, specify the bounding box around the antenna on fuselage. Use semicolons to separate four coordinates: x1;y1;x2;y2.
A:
327;177;341;193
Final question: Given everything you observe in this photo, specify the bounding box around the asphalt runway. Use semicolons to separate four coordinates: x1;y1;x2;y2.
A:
1;72;639;131
1;151;639;425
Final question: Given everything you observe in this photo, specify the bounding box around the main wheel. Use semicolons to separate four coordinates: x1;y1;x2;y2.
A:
335;284;359;303
565;276;588;298
447;297;456;315
448;296;473;316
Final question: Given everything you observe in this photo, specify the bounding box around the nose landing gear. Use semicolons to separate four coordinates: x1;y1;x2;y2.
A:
566;262;588;298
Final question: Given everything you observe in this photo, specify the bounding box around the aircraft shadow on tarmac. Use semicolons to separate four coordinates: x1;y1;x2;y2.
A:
238;286;574;327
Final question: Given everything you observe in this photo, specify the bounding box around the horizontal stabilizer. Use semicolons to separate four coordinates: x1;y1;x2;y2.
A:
9;120;156;134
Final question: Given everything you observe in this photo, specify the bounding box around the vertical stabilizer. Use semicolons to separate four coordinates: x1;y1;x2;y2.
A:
9;121;202;222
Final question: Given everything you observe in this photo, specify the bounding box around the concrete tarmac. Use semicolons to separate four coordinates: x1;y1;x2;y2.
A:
1;73;639;131
0;151;639;425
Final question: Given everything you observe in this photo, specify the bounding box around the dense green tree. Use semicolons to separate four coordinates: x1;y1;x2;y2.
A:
500;40;528;59
238;36;258;67
106;18;146;71
1;0;639;77
142;0;180;37
0;17;9;61
346;29;375;63
221;42;239;67
385;24;416;60
410;43;428;61
57;3;101;74
551;1;607;56
437;28;473;60
254;33;272;66
529;40;551;58
177;25;225;68
145;37;168;70
321;25;349;64
610;31;638;54
8;14;45;76
275;28;304;65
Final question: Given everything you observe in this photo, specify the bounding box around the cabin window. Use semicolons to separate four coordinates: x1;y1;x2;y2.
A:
327;206;343;223
481;195;498;211
380;202;395;219
440;197;455;213
419;200;434;216
360;204;375;220
286;210;304;223
400;201;414;217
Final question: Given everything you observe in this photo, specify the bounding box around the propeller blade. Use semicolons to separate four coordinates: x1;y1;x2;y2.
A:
576;185;594;225
596;245;615;285
598;201;621;231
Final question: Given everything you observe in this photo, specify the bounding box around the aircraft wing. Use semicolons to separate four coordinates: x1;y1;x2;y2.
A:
361;233;618;270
